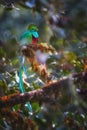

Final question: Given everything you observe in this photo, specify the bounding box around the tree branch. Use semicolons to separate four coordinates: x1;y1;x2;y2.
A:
0;78;69;109
0;71;87;109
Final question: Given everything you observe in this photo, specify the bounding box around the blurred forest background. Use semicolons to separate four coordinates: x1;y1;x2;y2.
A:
0;0;87;130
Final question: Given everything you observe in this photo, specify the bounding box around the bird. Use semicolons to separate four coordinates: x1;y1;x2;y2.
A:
18;23;39;112
20;23;39;46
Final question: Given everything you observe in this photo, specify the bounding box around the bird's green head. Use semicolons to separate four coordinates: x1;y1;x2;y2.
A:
28;23;39;39
28;24;38;31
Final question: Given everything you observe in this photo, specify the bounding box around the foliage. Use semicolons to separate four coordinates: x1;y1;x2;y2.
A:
0;0;87;130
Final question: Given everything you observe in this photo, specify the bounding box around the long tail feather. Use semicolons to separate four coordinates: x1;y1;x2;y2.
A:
19;62;32;112
19;66;25;93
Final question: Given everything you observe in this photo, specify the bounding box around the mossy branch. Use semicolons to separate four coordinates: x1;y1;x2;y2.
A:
0;71;87;109
0;78;70;109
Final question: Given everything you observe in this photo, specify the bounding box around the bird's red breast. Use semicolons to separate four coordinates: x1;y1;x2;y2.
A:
32;36;38;44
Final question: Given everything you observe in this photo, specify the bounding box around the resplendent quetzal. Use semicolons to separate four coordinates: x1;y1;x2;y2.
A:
18;24;39;112
20;23;39;45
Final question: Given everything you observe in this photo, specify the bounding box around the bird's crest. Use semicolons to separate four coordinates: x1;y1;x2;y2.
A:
28;24;38;31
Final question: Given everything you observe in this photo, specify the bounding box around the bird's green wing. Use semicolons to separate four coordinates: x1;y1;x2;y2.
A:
20;30;32;40
20;30;32;45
